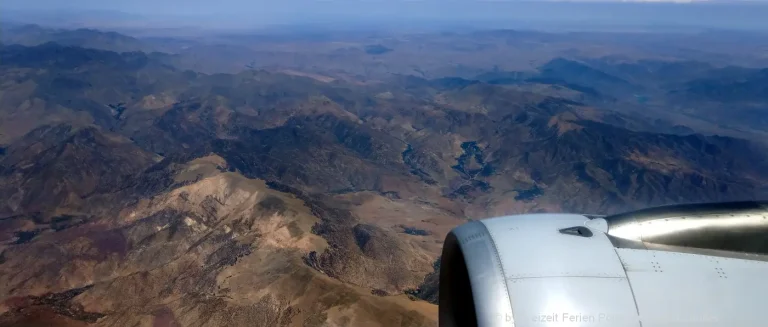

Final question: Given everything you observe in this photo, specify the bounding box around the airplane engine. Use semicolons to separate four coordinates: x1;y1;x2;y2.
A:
439;202;768;327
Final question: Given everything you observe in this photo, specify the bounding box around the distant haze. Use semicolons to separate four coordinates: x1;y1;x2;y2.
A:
4;0;768;31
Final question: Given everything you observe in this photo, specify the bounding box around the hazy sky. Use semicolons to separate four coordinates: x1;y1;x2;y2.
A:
5;0;768;30
6;0;768;15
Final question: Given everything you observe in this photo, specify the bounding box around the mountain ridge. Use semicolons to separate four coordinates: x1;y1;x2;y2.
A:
1;40;768;326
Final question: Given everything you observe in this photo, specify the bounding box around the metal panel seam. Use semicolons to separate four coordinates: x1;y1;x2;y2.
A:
506;276;627;280
614;248;643;327
478;220;516;326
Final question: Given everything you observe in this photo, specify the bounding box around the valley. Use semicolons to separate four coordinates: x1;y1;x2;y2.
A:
1;22;768;326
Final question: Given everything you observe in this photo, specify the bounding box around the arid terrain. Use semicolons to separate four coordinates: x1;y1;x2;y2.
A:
1;19;768;326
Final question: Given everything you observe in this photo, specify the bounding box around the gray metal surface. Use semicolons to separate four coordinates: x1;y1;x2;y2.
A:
440;214;640;327
439;202;768;327
482;214;640;327
439;220;515;327
617;247;768;327
605;201;768;257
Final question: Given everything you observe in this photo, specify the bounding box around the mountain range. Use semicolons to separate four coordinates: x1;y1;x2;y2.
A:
1;26;768;327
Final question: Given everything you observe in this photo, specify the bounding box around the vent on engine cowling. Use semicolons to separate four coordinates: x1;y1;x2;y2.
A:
559;226;593;237
439;232;478;327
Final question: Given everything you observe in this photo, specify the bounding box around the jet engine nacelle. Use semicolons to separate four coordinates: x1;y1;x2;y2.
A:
439;202;768;327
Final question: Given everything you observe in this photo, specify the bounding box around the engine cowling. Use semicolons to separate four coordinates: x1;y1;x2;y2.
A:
439;202;768;327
